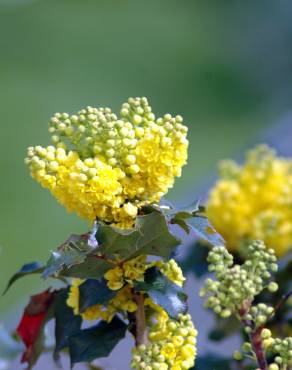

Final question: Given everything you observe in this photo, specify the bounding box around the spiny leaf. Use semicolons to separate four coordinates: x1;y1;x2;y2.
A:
79;278;116;313
62;256;113;280
208;316;240;341
135;267;188;319
42;234;98;279
3;262;44;295
193;355;233;370
184;216;225;246
179;241;210;278
97;211;180;260
16;289;56;369
68;316;127;365
54;288;82;359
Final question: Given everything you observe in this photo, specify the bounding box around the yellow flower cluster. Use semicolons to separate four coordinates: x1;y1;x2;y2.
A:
25;97;188;226
66;279;137;322
66;256;186;326
104;257;185;291
104;255;147;290
132;300;197;370
207;145;292;256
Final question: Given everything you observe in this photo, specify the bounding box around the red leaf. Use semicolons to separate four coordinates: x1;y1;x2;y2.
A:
16;289;55;368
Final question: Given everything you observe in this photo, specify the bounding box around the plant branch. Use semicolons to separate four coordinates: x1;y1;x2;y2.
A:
239;303;268;370
133;293;147;347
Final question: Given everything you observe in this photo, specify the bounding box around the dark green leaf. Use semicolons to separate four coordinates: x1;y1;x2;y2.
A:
54;288;82;358
169;200;200;219
172;213;225;246
62;256;113;280
186;216;225;245
97;211;180;260
135;267;187;318
193;355;233;370
43;234;98;279
179;241;210;278
3;262;44;295
69;316;127;365
208;316;240;341
79;278;116;313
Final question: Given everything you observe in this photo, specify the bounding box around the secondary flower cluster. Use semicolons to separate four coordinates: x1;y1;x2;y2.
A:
207;145;292;256
25;97;188;226
266;336;292;369
200;240;278;319
67;257;185;322
131;308;197;370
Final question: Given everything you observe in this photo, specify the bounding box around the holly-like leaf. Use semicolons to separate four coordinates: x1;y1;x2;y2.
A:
178;241;210;278
3;262;44;295
135;267;187;318
193;355;233;370
97;211;180;260
62;256;113;280
68;316;127;365
171;209;225;246
79;278;116;313
42;234;98;279
208;316;240;341
185;216;225;245
54;288;82;359
16;289;55;369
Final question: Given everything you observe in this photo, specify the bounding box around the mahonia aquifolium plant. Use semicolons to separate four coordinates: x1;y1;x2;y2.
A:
3;98;291;370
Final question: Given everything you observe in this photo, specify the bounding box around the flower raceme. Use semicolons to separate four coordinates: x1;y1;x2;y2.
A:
66;257;198;368
207;145;292;256
66;257;186;323
25;97;188;227
131;306;197;370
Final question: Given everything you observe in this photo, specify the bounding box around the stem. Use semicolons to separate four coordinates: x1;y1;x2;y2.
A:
249;327;268;370
239;302;268;370
133;293;147;347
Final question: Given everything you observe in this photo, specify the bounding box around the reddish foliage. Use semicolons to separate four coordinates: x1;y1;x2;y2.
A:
16;289;55;367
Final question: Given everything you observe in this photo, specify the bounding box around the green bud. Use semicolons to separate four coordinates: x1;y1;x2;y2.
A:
233;350;243;361
268;282;278;293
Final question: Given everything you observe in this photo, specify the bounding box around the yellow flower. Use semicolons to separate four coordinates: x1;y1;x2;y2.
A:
67;279;137;322
26;97;188;227
161;343;176;360
104;267;124;290
104;256;147;291
207;145;292;257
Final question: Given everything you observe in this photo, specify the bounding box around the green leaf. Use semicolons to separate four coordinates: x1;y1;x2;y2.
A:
185;216;225;245
169;200;200;219
208;316;240;341
68;316;127;365
79;278;116;313
42;234;99;279
193;355;233;370
171;210;225;246
179;241;210;278
97;211;180;260
62;256;113;280
54;288;82;358
135;267;187;319
3;262;44;295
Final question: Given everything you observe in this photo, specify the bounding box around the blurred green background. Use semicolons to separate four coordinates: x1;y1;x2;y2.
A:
1;0;292;318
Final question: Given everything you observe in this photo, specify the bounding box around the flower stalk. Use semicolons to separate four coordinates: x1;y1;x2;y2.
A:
133;293;147;347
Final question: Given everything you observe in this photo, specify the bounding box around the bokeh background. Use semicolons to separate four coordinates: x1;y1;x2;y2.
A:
1;0;292;368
